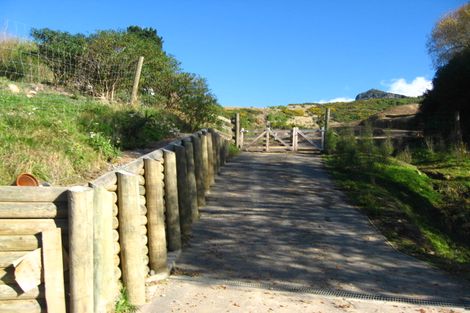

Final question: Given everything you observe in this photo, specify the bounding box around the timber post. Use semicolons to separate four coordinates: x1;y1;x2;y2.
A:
117;171;146;305
131;56;144;106
163;149;182;251
191;134;205;206
68;186;94;313
93;187;115;313
144;158;167;274
201;131;210;193
265;127;270;152
183;139;199;221
323;108;331;152
292;127;298;152
234;113;241;148
174;144;191;239
206;132;215;186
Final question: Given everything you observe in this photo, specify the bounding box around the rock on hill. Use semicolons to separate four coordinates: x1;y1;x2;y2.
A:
355;89;406;101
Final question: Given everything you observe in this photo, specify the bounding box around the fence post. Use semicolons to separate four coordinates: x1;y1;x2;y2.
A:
131;56;144;106
68;186;94;313
191;134;205;206
117;171;146;305
174;144;191;239
265;127;270;152
291;127;298;152
183;139;199;221
93;187;115;313
234;113;240;148
163;149;182;251
144;158;167;275
324;108;331;152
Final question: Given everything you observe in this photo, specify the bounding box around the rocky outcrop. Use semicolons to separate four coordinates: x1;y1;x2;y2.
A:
355;89;406;100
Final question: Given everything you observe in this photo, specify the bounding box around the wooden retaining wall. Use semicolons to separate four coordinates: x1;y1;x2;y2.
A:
0;187;68;313
0;128;231;313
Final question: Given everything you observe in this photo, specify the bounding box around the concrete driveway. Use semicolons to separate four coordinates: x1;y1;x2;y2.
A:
141;153;470;312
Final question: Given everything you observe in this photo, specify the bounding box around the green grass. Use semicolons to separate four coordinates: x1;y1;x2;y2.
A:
0;79;174;185
115;288;137;313
325;144;470;278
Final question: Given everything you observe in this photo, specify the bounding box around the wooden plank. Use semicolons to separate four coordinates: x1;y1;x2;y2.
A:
297;130;317;146
217;115;232;124
122;158;144;175
0;235;40;251
42;229;66;313
89;172;118;189
0;202;67;219
269;129;290;147
0;252;29;268
0;299;45;313
0;219;67;235
0;187;68;202
0;284;43;300
244;130;267;148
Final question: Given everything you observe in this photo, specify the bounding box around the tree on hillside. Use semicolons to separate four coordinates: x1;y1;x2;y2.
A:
420;48;470;145
31;28;87;84
427;3;470;67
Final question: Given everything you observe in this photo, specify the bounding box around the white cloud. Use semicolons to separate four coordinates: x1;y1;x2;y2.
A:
384;76;433;97
318;97;354;104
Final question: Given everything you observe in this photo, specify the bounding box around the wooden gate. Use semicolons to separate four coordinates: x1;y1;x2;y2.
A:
240;127;324;152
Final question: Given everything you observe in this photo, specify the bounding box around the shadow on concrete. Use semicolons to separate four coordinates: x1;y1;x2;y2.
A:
175;152;470;306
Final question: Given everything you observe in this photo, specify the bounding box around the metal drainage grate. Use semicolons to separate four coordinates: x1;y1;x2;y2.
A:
171;275;470;310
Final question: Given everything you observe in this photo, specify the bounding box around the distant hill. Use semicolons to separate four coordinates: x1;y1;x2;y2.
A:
355;89;406;101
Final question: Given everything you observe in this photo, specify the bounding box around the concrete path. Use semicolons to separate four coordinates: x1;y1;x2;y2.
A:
142;153;470;312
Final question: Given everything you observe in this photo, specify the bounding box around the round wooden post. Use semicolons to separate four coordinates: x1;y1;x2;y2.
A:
209;129;220;175
93;187;115;313
117;172;146;305
174;144;191;239
191;134;205;206
200;132;210;193
163;149;182;251
183;139;199;221
68;186;94;313
206;132;215;186
144;158;167;274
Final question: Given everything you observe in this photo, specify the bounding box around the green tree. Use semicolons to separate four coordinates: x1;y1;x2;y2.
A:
30;28;87;84
420;48;470;146
427;3;470;67
166;73;221;131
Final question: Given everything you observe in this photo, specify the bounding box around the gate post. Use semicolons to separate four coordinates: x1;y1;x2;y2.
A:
291;127;298;152
323;108;331;152
233;113;241;148
265;127;270;152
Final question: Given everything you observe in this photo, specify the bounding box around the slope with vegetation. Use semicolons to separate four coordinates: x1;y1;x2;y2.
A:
0;78;179;185
223;96;420;129
0;25;221;185
325;2;470;278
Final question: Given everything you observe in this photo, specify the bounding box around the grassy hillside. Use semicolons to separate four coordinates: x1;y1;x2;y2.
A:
0;78;175;185
325;131;470;277
223;97;420;129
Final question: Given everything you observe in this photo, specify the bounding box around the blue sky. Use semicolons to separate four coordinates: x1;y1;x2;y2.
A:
0;0;466;107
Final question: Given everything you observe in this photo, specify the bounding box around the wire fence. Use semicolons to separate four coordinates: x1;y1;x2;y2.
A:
0;20;152;106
